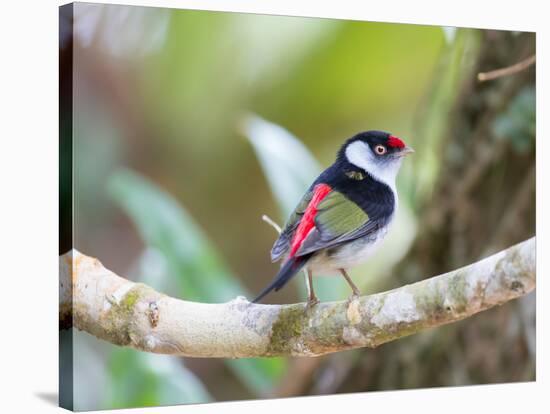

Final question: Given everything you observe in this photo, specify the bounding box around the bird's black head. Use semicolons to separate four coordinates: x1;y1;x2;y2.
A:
335;130;414;185
337;130;412;161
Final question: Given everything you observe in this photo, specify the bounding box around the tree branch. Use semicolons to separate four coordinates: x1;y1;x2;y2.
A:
477;54;536;82
60;237;535;358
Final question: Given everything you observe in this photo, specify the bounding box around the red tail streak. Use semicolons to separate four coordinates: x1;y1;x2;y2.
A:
289;183;332;257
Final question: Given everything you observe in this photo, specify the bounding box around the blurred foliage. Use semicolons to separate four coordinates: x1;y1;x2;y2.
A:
493;86;536;153
107;169;286;396
106;349;211;409
407;28;481;206
243;115;322;218
65;2;535;410
108;169;246;302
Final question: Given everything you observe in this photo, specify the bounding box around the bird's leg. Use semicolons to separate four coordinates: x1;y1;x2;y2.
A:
339;269;361;299
305;269;319;307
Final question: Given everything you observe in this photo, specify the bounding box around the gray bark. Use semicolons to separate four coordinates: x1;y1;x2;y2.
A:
60;237;535;358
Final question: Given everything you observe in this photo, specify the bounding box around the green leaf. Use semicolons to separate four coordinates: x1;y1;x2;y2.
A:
242;114;322;218
106;348;212;409
108;168;245;302
107;169;286;395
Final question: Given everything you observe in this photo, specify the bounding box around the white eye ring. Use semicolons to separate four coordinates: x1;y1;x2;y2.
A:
375;145;387;155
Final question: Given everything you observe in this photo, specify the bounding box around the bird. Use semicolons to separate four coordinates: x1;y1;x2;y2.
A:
253;130;414;306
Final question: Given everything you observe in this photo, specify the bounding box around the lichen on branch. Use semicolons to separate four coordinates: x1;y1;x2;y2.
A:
60;237;535;358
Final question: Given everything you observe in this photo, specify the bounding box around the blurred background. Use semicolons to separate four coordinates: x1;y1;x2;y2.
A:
59;3;535;411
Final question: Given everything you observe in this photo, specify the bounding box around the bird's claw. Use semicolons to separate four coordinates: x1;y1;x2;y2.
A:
306;297;320;308
346;293;360;305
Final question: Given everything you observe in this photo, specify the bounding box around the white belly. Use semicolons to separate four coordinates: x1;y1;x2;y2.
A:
305;223;390;275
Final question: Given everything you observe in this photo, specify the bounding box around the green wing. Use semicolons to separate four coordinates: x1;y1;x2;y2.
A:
295;190;370;256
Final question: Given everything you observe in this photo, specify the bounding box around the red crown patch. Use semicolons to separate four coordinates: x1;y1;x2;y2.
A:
387;135;405;148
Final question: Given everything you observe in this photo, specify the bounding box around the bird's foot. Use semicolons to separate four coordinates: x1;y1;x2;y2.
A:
346;293;360;306
305;296;320;308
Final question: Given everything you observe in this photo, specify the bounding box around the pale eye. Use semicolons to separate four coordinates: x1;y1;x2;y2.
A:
375;145;387;155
